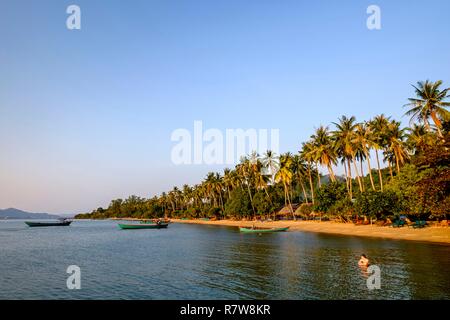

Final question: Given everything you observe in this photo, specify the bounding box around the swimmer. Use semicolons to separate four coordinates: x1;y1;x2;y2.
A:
358;254;370;267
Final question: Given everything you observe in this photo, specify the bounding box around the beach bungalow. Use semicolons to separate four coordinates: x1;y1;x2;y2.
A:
276;204;300;220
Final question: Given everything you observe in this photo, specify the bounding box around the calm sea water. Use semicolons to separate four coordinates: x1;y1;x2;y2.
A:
0;220;449;300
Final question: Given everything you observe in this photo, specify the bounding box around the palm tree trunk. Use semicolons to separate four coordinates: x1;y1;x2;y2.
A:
327;164;336;182
365;151;376;190
388;160;393;178
308;165;315;205
395;151;401;174
375;149;383;191
284;181;295;220
316;163;321;188
347;159;353;200
352;157;363;192
245;182;256;218
429;112;443;137
343;159;349;194
359;160;365;192
218;191;224;211
299;176;309;204
264;187;272;205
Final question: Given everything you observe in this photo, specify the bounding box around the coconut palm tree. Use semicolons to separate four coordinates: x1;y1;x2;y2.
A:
384;120;409;174
368;114;390;191
292;154;309;204
275;153;295;219
333;116;361;198
223;168;234;199
261;150;279;184
407;124;435;154
237;157;257;217
310;126;337;182
353;123;376;190
404;80;450;137
300;142;316;205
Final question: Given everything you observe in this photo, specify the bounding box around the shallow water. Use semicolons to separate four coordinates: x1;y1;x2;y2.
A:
0;220;449;299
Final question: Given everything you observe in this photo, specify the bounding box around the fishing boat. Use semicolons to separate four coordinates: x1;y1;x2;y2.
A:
118;222;169;230
25;219;72;227
239;226;289;233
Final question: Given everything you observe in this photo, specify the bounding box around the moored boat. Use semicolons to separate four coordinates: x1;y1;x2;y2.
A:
118;223;169;230
239;226;289;233
25;219;72;227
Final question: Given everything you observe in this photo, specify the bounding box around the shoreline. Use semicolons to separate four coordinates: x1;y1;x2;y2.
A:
171;219;450;245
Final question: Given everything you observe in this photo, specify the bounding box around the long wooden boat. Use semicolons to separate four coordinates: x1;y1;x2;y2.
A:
118;223;169;230
239;226;289;233
25;220;72;227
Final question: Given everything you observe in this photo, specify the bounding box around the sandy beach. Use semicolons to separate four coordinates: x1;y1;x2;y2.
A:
171;219;450;245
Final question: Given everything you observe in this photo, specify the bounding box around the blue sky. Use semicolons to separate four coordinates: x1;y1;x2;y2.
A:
1;0;449;214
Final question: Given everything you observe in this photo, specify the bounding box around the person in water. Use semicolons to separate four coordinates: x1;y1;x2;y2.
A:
358;254;370;267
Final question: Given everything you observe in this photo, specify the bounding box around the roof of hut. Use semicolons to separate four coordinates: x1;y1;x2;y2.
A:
277;204;300;215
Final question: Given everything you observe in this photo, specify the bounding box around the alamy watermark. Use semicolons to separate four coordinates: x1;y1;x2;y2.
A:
66;5;81;30
64;5;380;31
366;265;381;290
367;5;381;30
171;121;280;166
66;265;81;289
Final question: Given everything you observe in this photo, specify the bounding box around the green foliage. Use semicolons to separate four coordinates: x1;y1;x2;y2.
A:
76;84;449;223
207;207;222;219
224;188;253;218
411;137;450;219
328;198;354;216
314;182;347;213
354;190;402;219
185;207;200;218
385;164;428;216
252;191;274;216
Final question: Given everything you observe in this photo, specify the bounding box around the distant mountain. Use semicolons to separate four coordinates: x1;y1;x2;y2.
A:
0;208;61;220
320;174;346;184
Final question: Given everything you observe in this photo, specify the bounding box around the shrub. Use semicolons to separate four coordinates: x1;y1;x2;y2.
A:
354;190;402;220
328;198;354;216
207;207;222;219
314;182;347;213
224;188;253;218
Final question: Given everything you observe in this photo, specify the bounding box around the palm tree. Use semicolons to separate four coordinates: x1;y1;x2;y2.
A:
404;80;450;137
407;124;435;154
368;114;390;191
237;157;257;218
384;120;409;174
223;168;234;199
333;116;361;198
300;142;316;205
292;154;309;204
261;150;279;184
275;153;295;219
353;123;376;190
310;126;337;182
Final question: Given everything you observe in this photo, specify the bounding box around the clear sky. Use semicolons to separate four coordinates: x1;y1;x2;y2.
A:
1;0;449;214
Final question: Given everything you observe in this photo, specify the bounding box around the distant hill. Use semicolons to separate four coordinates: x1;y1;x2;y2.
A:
0;208;61;220
320;174;346;184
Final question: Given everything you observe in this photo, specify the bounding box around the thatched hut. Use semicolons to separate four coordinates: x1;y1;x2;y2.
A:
276;204;300;220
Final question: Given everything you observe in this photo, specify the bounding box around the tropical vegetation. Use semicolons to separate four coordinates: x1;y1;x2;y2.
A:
76;80;450;223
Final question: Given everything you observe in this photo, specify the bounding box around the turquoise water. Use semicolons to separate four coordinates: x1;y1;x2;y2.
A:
0;220;449;299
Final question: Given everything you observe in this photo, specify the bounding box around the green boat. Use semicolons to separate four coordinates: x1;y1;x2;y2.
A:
239;226;289;233
118;223;169;230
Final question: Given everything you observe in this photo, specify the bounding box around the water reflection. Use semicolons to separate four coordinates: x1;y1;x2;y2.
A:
0;220;449;299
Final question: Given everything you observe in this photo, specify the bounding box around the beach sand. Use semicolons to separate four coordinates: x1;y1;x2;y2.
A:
171;219;450;245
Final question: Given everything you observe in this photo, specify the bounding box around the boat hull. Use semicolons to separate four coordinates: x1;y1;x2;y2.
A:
118;223;169;230
25;221;72;227
239;227;289;233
